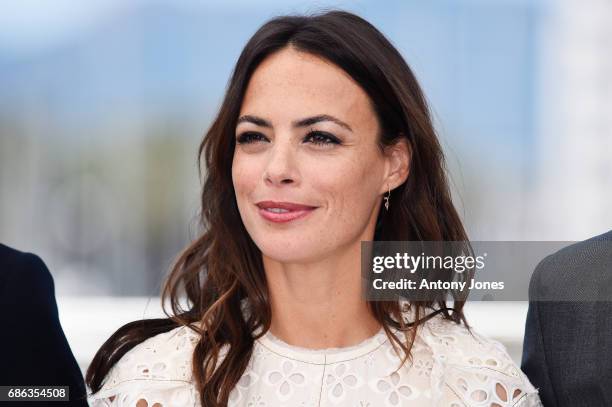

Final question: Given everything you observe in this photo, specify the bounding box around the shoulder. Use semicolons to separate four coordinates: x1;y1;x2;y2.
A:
0;244;56;317
100;325;200;388
418;313;523;376
530;230;612;299
0;243;52;287
415;312;542;406
535;230;611;274
89;325;201;406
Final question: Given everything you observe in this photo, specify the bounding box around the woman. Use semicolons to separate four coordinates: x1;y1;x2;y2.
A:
87;9;542;407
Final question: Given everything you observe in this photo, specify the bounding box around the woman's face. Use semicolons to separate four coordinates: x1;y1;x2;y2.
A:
232;46;399;263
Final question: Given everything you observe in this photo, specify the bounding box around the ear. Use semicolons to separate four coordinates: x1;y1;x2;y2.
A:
381;136;411;193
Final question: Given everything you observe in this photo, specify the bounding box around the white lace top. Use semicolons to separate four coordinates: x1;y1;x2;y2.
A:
88;307;542;407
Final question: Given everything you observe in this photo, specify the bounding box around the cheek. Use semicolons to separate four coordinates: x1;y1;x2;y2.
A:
232;153;257;194
232;154;261;223
316;155;382;223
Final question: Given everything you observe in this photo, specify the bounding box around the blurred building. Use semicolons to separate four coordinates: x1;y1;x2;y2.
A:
533;0;612;239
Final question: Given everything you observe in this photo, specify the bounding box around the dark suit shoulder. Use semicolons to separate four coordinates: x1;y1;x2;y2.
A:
0;243;55;310
530;230;612;300
0;243;53;280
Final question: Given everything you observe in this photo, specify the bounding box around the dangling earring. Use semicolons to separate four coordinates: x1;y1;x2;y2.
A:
383;183;391;211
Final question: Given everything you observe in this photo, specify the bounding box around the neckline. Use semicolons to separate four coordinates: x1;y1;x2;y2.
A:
255;326;390;364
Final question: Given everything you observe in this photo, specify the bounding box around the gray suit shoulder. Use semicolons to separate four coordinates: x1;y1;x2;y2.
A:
529;230;612;300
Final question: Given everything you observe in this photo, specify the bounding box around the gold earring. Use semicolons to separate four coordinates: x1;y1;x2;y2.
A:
384;183;390;211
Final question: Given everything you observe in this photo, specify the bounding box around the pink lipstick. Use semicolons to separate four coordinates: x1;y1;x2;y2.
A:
256;201;318;223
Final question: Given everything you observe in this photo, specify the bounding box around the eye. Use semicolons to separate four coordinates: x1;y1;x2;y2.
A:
236;131;268;144
304;131;341;146
236;130;341;146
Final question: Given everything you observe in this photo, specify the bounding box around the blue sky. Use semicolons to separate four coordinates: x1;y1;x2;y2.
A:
0;0;358;57
0;0;540;168
0;0;544;58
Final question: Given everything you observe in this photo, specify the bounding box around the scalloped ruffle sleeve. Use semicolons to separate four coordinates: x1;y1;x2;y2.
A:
88;325;201;407
419;314;543;406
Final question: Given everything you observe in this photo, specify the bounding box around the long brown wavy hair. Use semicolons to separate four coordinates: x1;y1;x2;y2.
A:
86;9;471;406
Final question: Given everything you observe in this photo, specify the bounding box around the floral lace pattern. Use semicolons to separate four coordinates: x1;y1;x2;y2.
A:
88;305;542;407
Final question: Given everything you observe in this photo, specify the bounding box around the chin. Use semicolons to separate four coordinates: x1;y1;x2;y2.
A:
257;239;323;264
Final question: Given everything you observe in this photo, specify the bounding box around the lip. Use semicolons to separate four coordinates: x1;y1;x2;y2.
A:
256;200;318;223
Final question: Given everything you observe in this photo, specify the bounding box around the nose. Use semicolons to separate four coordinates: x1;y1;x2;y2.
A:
263;139;298;186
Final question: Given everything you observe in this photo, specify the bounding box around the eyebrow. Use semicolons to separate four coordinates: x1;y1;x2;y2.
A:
236;114;353;132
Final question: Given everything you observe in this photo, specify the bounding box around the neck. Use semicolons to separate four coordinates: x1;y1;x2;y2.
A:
262;239;382;350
